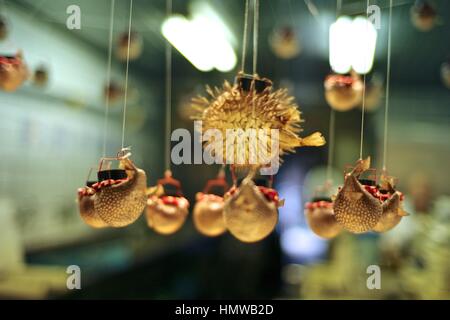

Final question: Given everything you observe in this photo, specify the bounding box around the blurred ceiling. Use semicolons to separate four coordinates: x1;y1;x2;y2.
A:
10;0;450;86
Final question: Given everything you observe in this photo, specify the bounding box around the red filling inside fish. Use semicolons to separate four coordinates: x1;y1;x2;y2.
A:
77;178;129;197
325;74;355;87
158;195;189;208
305;200;333;210
0;56;21;65
226;186;281;205
364;185;404;202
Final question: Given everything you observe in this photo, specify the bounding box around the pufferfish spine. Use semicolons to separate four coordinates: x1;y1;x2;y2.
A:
191;75;325;167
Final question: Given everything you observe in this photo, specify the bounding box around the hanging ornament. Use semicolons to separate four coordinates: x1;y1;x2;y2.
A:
192;73;325;167
193;169;228;237
32;65;49;87
269;26;301;60
223;169;284;243
77;177;109;229
0;15;7;40
305;181;342;239
333;157;382;233
0;51;28;92
324;72;363;112
372;174;408;232
362;74;383;112
78;148;147;228
305;198;341;239
104;81;124;105
116;30;143;61
410;0;437;32
441;59;450;89
146;170;189;235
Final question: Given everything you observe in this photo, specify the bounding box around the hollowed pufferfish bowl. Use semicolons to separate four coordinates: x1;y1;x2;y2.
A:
0;51;28;92
77;149;147;228
146;170;189;235
223;174;284;243
193;171;229;237
333;157;383;233
324;72;363;112
305;196;342;239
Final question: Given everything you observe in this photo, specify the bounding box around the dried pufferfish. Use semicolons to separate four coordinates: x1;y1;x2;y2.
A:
192;74;325;167
193;171;228;237
223;171;284;243
305;197;342;239
372;174;409;233
0;51;29;92
77;150;147;228
333;157;382;233
146;170;189;235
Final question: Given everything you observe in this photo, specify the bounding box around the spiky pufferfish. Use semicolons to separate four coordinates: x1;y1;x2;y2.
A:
333;157;382;233
191;74;325;167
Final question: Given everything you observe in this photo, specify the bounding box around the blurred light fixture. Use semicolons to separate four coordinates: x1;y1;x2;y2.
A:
329;16;377;75
161;1;237;72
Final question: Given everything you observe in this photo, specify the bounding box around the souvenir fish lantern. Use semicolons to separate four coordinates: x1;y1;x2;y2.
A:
192;72;325;169
116;31;143;61
305;184;342;239
223;170;284;243
193;169;228;237
269;26;301;60
441;59;450;89
333;157;383;233
324;72;363;112
33;65;48;87
0;51;28;92
146;170;189;235
104;81;123;105
372;174;408;232
78;148;147;228
410;0;438;32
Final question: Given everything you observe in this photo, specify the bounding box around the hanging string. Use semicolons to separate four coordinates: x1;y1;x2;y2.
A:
326;110;335;183
252;0;259;76
165;0;172;171
102;0;115;157
120;0;133;150
325;0;342;183
358;0;370;160
240;0;250;73
382;0;393;171
252;0;259;118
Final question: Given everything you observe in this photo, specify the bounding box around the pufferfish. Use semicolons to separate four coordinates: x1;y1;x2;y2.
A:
77;151;147;228
223;176;284;243
191;73;325;168
372;174;409;233
146;170;190;235
193;170;229;237
333;157;382;233
0;51;28;92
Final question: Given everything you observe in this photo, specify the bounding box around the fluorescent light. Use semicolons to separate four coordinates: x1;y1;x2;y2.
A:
162;15;214;72
351;16;377;74
329;16;353;74
161;1;237;73
329;16;377;75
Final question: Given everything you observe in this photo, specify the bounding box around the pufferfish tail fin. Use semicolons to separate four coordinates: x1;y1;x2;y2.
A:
298;132;326;147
